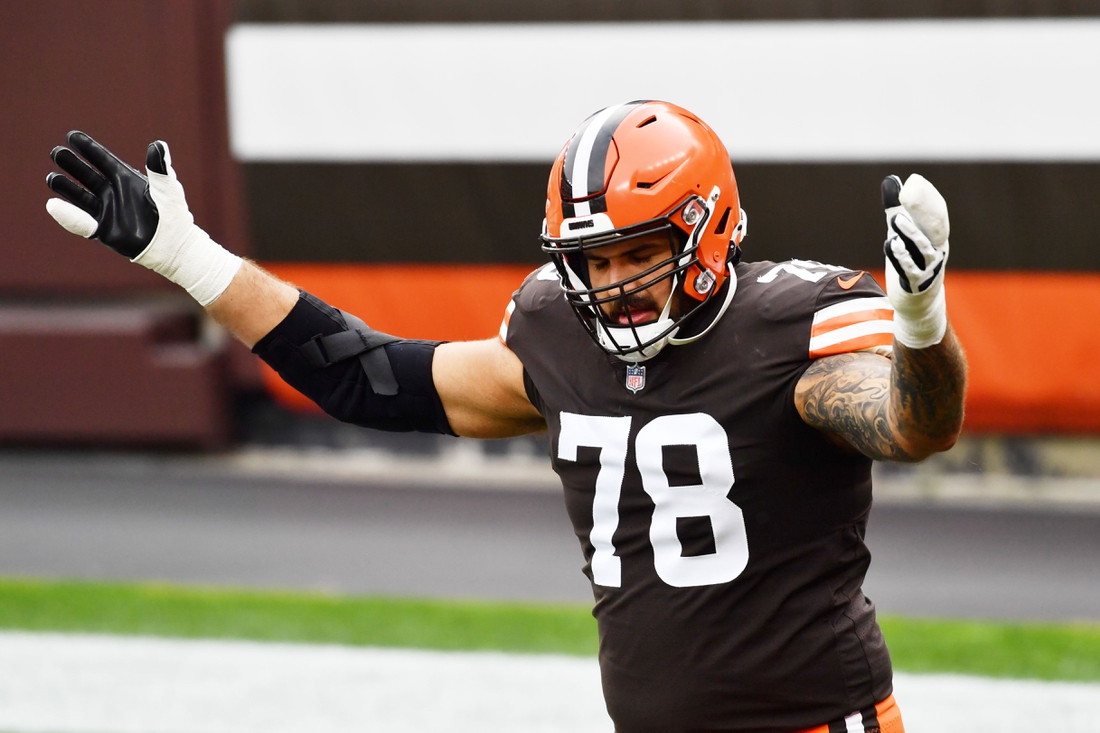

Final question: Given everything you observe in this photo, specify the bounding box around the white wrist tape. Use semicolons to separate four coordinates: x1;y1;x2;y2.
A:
131;143;242;307
890;280;947;349
132;223;242;307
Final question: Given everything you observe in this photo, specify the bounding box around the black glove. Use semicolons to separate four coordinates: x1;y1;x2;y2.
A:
46;130;168;258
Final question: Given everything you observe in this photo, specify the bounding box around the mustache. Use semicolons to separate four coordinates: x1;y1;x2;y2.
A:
605;291;661;321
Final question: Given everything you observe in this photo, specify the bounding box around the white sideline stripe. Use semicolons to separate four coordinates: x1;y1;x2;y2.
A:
1;632;1100;733
226;20;1100;162
0;632;611;733
809;319;894;351
812;296;893;325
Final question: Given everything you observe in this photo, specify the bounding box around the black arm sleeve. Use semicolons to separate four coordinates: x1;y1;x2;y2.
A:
252;291;456;435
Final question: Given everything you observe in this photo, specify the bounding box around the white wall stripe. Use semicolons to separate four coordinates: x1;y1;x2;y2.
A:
226;20;1100;162
812;296;893;325
809;319;894;351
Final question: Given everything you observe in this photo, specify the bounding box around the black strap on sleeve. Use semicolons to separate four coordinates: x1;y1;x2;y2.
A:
297;308;401;396
252;290;455;435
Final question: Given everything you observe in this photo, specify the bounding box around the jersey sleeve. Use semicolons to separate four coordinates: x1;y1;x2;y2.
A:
498;262;561;347
808;270;894;359
497;262;566;418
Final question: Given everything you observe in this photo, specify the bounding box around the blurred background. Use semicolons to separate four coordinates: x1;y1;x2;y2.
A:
2;0;1100;639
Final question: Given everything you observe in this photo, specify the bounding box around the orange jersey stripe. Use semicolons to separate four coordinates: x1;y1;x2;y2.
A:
811;308;894;338
809;331;894;360
794;694;903;733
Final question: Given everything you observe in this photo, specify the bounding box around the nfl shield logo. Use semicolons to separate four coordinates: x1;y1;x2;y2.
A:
625;365;646;394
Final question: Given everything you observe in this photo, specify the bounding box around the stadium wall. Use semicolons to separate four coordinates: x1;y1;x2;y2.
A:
230;4;1100;435
2;1;1098;444
0;0;252;448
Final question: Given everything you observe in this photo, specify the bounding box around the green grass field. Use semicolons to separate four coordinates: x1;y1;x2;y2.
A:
1;577;1099;682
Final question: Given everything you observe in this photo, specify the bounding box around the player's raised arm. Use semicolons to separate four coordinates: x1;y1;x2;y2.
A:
794;174;967;462
46;132;545;440
46;131;298;340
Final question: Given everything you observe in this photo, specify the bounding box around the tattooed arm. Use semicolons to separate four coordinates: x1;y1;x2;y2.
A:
794;325;967;462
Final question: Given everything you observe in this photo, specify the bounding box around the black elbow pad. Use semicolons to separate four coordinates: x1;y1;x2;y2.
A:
252;291;455;436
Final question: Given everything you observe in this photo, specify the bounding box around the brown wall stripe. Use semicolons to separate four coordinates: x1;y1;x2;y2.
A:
235;0;1100;23
244;161;1100;271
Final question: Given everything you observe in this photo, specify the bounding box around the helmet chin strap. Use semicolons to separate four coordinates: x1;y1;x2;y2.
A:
561;186;736;363
667;262;738;346
601;261;738;362
598;277;680;363
601;186;731;362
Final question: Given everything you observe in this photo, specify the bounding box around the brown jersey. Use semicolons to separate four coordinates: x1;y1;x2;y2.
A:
501;260;896;733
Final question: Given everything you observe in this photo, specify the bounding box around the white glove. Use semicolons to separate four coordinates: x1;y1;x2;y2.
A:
882;174;949;349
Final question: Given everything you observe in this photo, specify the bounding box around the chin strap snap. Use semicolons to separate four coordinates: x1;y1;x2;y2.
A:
667;263;738;347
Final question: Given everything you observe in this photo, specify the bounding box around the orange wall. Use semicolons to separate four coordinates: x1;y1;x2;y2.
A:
261;263;1100;434
942;271;1100;433
259;263;533;413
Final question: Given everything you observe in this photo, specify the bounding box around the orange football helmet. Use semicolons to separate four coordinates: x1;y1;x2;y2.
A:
540;100;747;361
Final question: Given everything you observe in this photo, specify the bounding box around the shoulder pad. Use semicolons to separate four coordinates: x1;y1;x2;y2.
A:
739;260;845;324
499;263;565;344
810;271;893;359
513;263;565;313
753;259;850;286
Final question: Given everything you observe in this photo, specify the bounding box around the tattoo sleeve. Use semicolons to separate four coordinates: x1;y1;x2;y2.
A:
795;326;967;462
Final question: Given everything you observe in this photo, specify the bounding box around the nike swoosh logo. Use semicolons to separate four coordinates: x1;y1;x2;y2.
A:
837;272;865;290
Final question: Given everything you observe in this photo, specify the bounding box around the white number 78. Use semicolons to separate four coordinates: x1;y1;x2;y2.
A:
558;412;750;589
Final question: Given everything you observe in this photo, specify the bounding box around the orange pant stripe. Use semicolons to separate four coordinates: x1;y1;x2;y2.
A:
793;694;904;733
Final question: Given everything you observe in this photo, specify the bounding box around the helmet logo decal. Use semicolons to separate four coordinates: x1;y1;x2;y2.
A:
626;365;646;394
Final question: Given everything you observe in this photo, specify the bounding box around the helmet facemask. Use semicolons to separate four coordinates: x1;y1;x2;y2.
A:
541;100;746;361
542;190;724;362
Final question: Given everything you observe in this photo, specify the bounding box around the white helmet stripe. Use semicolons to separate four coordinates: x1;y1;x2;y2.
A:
562;101;647;215
569;103;623;200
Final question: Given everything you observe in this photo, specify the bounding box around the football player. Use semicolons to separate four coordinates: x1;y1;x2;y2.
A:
46;100;965;733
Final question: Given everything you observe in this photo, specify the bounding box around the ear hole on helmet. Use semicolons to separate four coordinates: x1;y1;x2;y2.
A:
636;115;658;128
713;207;731;236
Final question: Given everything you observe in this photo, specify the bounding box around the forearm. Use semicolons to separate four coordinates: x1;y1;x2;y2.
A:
889;324;967;458
795;326;966;462
205;260;299;348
